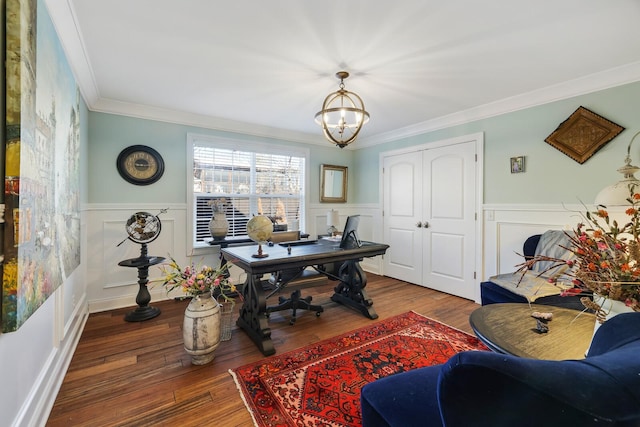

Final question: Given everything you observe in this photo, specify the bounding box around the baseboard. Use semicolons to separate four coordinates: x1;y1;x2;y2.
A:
361;257;383;275
15;297;89;427
88;288;172;313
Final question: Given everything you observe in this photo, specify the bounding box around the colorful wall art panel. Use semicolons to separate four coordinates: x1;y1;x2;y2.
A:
3;0;81;332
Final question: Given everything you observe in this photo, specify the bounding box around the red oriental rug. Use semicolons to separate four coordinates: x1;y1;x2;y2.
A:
229;311;488;427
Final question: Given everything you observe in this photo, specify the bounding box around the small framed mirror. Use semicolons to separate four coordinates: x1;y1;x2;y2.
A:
320;164;347;203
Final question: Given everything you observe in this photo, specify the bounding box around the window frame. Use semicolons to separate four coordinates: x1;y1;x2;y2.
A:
186;133;310;253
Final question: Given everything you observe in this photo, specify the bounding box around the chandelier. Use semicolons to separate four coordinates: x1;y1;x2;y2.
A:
315;71;369;148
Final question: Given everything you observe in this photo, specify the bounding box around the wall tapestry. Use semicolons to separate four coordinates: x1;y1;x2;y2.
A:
3;0;81;332
544;106;624;164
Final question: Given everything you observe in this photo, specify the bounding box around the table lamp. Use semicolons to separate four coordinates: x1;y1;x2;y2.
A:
327;209;340;236
594;130;640;206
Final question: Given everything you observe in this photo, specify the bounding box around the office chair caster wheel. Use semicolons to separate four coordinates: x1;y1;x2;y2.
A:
289;318;296;325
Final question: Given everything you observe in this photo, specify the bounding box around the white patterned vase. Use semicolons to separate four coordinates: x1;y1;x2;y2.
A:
209;212;229;240
183;294;222;365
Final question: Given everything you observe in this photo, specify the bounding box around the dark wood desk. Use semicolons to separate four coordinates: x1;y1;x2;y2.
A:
469;303;595;360
222;240;389;355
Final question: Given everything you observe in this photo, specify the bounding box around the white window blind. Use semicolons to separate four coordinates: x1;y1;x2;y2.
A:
192;139;306;245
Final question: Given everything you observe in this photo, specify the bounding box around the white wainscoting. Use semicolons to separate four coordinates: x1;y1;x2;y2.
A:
86;203;189;313
86;203;384;313
481;203;584;282
87;202;588;311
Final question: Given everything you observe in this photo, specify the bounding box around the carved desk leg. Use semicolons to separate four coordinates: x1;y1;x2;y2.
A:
236;273;275;356
330;259;378;319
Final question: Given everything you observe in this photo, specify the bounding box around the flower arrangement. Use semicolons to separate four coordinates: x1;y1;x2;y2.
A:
208;198;227;213
517;185;640;322
158;256;237;301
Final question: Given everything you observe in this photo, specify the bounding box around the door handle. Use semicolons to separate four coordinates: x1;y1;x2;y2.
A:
423;221;429;228
416;222;422;228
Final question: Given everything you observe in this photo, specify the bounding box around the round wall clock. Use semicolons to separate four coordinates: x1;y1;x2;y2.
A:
116;145;165;185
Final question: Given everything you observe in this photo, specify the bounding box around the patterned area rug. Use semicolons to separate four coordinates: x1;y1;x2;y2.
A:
229;311;488;427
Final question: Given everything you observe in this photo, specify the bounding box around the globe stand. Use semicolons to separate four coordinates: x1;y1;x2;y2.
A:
118;243;165;322
247;215;273;258
252;243;269;258
117;211;165;321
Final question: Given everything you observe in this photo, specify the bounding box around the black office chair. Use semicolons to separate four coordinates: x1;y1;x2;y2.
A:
264;231;325;324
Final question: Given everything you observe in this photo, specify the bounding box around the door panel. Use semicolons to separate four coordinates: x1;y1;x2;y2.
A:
431;155;463;219
430;232;464;278
389;166;415;216
383;153;422;284
423;141;476;300
387;228;417;268
382;139;477;300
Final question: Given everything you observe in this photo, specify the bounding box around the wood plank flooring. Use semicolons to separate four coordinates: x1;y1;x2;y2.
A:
46;274;480;426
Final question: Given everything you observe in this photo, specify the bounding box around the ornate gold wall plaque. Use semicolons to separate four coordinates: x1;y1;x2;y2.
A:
544;106;624;164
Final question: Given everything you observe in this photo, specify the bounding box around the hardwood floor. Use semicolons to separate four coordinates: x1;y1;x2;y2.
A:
46;274;480;426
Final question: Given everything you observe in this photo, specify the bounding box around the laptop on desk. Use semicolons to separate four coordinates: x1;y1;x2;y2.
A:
340;215;361;249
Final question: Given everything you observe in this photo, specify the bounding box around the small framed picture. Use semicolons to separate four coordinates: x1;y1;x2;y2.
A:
510;156;525;173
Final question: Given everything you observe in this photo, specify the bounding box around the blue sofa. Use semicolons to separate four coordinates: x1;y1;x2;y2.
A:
360;312;640;426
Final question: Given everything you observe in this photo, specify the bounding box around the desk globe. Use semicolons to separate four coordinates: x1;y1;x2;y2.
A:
247;215;273;258
125;211;161;244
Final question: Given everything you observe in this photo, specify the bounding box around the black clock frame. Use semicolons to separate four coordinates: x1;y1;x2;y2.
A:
116;145;165;185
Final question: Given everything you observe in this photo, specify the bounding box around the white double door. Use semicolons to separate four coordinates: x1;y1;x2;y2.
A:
382;139;477;300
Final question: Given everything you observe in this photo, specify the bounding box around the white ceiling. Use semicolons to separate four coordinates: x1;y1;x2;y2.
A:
47;0;640;147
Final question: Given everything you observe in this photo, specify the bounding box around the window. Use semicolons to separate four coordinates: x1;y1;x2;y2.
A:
188;134;307;248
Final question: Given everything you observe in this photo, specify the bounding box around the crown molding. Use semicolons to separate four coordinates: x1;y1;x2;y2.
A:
46;0;640;152
87;61;640;151
355;61;640;149
91;98;327;146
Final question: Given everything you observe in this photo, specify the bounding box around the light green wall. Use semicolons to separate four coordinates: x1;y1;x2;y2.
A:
353;80;640;205
89;80;640;207
88;113;354;204
79;98;89;204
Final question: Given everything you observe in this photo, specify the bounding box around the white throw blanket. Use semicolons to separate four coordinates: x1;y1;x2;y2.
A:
489;271;573;302
489;230;575;302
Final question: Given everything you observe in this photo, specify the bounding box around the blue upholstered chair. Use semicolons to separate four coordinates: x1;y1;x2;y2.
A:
360;312;640;426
